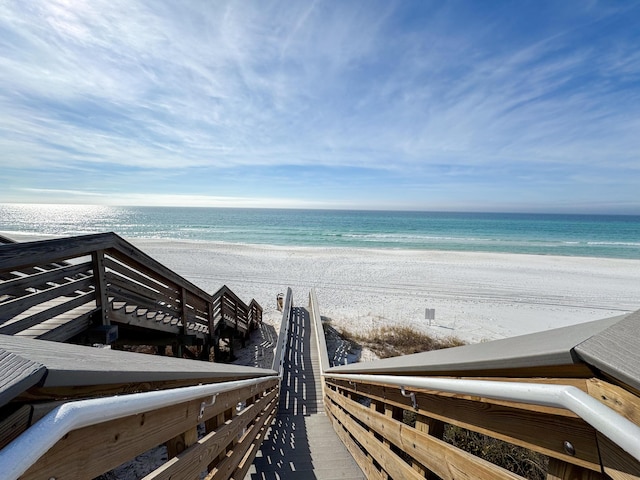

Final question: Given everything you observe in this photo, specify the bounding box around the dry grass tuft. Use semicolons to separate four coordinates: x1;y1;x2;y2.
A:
339;324;465;358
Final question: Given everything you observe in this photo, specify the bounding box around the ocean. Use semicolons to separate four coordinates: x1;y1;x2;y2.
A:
1;204;639;259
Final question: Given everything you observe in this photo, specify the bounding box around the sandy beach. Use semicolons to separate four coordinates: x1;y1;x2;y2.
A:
128;238;640;343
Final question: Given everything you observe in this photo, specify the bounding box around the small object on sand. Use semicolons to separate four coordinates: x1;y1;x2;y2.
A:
276;292;284;311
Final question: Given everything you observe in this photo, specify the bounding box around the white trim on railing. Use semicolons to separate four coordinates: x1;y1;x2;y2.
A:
327;373;640;462
0;376;279;480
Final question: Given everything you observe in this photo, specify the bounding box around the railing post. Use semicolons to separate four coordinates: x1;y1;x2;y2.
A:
91;249;109;326
180;287;188;334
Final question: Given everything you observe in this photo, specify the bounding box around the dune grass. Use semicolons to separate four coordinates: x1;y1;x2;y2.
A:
338;324;465;358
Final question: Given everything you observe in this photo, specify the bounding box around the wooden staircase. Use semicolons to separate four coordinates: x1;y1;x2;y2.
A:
0;233;261;355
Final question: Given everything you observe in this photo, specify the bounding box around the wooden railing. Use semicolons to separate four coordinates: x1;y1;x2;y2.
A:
308;290;640;480
0;233;261;355
2;371;280;480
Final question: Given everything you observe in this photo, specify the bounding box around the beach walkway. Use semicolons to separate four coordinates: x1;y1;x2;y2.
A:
246;306;364;479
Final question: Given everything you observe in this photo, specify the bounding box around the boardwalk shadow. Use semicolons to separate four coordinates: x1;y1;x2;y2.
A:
249;307;319;479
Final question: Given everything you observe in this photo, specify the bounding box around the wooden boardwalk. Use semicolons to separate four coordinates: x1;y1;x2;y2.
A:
246;307;364;479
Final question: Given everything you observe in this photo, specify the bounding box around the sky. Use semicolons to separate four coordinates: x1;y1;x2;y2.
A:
1;1;639;214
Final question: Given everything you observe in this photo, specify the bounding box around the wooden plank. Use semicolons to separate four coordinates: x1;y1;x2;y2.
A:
0;261;92;298
328;379;602;470
329;411;386;480
416;413;445;479
108;307;182;335
585;379;640;479
107;284;177;316
229;404;276;480
166;425;199;460
103;257;179;301
597;434;640;480
0;276;94;320
325;396;426;480
0;291;96;335
205;397;277;480
144;391;277;480
587;379;640;425
327;387;524;480
0;233;114;271
0;405;32;450
334;377;588;417
106;272;178;305
21;382;277;480
30;304;97;342
546;458;603;479
106;272;175;311
108;240;211;301
22;378;278;405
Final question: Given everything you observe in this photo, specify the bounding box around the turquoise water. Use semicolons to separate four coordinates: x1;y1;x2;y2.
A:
1;204;639;259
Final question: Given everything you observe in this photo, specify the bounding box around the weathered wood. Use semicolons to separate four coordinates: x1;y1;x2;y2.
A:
327;379;602;470
205;396;277;480
144;391;277;480
587;379;640;425
325;396;427;480
416;413;445;479
546;458;603;479
108;240;211;302
584;379;640;479
33;306;97;342
0;291;96;335
0;233;113;271
108;307;183;336
106;272;175;310
0;405;31;450
332;376;588;417
91;250;109;326
103;257;179;301
166;425;199;464
330;411;387;480
20;381;277;480
107;284;177;316
597;434;640;480
0;261;92;298
326;387;524;480
0;275;94;320
229;403;275;480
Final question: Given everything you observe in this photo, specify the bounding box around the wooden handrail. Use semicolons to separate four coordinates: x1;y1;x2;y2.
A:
2;375;279;480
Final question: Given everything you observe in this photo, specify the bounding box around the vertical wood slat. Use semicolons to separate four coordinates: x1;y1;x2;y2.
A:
92;249;109;326
415;414;445;480
166;426;199;460
180;287;188;335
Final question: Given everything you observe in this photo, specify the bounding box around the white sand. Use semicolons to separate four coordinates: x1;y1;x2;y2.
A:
129;239;640;343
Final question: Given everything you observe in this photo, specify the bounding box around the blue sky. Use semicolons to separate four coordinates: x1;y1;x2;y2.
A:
1;1;639;213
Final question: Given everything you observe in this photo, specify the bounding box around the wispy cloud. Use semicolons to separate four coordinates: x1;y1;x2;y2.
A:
1;1;639;212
